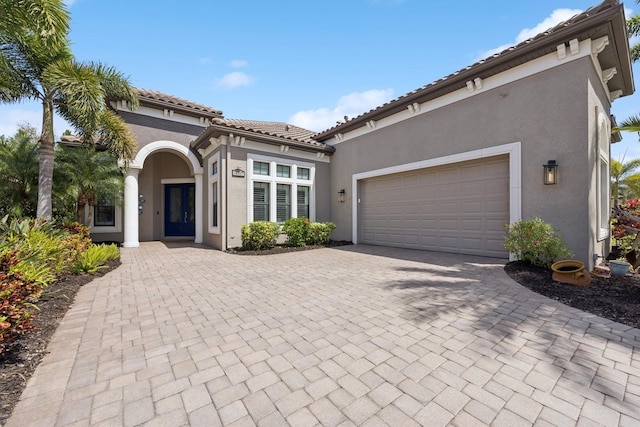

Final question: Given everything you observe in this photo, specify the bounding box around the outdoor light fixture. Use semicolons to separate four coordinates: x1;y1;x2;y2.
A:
338;189;346;202
543;160;558;185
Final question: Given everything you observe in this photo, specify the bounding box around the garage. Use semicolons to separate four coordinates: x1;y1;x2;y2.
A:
359;155;509;257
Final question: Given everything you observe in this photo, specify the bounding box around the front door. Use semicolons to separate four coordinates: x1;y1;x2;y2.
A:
165;183;195;237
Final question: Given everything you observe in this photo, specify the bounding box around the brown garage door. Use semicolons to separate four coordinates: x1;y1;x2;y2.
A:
359;155;509;257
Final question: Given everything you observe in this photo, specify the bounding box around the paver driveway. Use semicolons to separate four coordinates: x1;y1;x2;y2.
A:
6;243;640;426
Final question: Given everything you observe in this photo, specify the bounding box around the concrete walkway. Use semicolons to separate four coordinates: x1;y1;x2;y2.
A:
6;243;640;426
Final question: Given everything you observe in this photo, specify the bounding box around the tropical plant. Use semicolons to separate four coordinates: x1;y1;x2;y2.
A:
504;218;573;267
615;3;640;133
0;0;138;220
611;158;640;205
73;243;119;274
0;125;39;218
54;145;124;225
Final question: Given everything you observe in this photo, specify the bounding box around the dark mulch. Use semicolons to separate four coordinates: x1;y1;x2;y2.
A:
505;261;640;329
227;240;353;255
0;260;120;424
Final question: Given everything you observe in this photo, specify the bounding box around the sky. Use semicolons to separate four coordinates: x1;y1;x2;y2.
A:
2;0;640;161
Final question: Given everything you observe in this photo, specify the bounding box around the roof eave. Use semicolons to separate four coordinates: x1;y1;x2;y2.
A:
314;2;632;141
191;125;335;155
139;98;223;119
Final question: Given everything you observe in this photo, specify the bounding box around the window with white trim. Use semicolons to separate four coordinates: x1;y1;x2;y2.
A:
94;193;116;226
597;113;610;240
247;154;315;223
253;182;270;221
208;153;221;234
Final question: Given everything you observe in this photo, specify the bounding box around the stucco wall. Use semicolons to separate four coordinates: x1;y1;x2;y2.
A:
201;144;332;249
119;111;206;151
329;57;603;266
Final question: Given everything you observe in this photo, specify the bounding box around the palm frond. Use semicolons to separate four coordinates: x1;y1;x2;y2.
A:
0;0;70;49
96;109;137;163
90;62;139;110
614;114;640;133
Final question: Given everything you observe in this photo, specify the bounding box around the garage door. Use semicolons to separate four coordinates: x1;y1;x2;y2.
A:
359;155;509;257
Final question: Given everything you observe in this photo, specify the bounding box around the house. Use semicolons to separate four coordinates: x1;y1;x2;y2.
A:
91;0;633;270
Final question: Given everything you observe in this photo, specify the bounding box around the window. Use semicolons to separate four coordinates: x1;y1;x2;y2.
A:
297;167;310;180
212;182;218;227
254;161;270;176
277;184;291;223
253;182;270;221
248;155;315;223
597;113;610;240
276;164;291;178
208;153;221;234
94;194;115;226
297;186;310;218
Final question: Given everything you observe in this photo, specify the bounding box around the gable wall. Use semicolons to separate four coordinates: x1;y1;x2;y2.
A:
330;57;597;264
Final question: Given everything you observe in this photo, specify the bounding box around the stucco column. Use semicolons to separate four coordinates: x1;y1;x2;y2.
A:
123;168;140;248
195;172;203;244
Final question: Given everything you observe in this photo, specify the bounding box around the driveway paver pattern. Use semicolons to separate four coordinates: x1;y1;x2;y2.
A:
6;243;640;426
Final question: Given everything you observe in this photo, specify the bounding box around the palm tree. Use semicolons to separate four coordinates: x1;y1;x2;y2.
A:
0;0;138;220
0;125;39;217
611;158;640;205
53;145;123;225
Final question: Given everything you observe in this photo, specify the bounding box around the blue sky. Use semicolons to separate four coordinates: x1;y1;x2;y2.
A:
2;0;640;161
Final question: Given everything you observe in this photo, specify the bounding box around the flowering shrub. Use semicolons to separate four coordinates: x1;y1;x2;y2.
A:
307;222;336;245
612;199;640;238
241;221;280;250
504;218;572;267
283;218;310;247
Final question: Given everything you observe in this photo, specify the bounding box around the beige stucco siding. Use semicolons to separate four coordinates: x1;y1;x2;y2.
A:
202;145;332;250
330;57;601;265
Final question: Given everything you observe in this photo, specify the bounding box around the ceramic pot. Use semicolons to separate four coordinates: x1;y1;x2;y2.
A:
609;260;630;277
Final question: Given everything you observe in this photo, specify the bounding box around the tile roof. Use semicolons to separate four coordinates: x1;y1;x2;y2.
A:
192;118;334;154
213;118;322;147
314;0;630;140
135;88;223;117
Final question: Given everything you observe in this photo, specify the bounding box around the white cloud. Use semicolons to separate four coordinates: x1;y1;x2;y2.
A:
216;72;253;89
289;89;394;132
478;8;582;59
230;60;248;68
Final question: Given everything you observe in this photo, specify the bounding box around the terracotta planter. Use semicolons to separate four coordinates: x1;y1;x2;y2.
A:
551;260;591;286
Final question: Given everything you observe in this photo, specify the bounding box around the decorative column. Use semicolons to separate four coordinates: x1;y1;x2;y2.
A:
194;172;203;244
123;168;140;247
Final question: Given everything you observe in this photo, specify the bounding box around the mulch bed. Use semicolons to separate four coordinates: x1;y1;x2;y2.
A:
504;261;640;329
227;240;353;255
0;260;120;424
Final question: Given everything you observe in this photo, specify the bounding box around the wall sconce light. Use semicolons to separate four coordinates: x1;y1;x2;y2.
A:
543;160;558;185
338;189;346;203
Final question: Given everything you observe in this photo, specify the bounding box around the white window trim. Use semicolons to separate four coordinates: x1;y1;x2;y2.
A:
208;152;221;234
351;141;522;246
597;112;610;241
247;153;316;223
88;204;122;233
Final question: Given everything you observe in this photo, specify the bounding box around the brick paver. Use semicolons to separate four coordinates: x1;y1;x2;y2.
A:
6;242;640;426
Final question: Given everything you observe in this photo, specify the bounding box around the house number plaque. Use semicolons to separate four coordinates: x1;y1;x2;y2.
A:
232;168;245;178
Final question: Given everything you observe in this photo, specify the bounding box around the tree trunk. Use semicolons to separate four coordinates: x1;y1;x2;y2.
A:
37;98;55;220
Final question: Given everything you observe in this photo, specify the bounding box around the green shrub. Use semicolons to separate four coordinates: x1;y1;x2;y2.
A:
307;222;336;245
504;218;572;267
241;221;281;250
73;243;119;274
283;217;310;247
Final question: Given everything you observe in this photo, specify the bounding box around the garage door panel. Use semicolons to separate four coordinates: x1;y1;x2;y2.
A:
360;155;509;257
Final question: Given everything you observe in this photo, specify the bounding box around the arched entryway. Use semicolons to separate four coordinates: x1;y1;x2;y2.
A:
123;141;203;247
